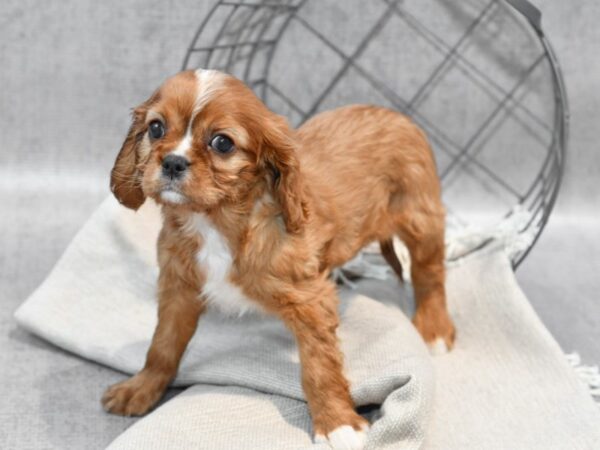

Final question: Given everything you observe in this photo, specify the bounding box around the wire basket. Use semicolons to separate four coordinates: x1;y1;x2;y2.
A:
182;0;568;268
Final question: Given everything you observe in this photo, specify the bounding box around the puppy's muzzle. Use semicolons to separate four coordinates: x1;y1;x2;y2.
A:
162;155;190;180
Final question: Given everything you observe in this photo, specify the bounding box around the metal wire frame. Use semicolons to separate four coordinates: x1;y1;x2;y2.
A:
182;0;568;269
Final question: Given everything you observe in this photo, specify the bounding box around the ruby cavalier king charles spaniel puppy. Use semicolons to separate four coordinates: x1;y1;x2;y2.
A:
102;69;455;449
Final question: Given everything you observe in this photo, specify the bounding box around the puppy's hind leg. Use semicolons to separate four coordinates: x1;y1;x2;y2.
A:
394;209;455;353
379;238;404;283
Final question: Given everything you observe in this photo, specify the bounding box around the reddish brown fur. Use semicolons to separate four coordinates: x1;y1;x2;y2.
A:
103;70;455;439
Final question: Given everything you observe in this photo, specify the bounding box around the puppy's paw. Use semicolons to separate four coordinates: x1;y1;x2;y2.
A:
102;373;164;416
315;417;370;449
412;307;456;354
427;337;450;355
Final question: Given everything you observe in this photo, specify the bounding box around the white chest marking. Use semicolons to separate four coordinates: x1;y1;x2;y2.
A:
183;214;260;317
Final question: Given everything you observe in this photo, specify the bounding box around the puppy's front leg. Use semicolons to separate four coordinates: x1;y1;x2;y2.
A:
102;277;204;416
279;279;369;449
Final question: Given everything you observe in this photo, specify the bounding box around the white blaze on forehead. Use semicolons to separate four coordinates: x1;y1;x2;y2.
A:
194;69;225;113
170;69;225;159
171;131;193;157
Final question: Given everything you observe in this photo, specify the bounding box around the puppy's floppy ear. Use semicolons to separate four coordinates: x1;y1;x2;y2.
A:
110;106;148;210
262;115;308;234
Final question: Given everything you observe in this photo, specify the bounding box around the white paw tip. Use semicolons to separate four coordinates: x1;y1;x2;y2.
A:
315;434;328;444
316;424;369;450
428;338;449;355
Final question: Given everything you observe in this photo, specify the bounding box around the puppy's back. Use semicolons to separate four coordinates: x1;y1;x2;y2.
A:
296;104;440;207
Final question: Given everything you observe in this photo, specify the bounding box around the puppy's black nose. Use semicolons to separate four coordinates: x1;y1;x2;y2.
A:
162;155;190;179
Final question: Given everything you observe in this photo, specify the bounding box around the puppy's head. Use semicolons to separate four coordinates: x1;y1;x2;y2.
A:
110;70;306;233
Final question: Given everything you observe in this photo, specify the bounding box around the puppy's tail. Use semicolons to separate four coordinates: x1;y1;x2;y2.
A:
379;239;404;283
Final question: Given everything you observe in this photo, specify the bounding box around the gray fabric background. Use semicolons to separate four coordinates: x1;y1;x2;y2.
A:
0;0;598;448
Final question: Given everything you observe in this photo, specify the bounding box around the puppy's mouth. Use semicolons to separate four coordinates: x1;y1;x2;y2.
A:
158;182;188;205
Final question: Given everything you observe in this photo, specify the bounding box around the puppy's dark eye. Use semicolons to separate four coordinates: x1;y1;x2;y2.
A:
209;134;234;154
148;120;165;140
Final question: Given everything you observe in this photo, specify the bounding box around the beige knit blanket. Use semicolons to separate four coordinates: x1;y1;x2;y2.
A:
15;197;600;449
